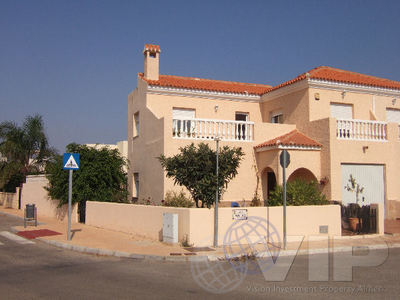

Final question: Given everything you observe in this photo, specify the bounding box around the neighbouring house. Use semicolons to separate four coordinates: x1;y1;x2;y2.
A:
128;44;400;220
86;141;128;171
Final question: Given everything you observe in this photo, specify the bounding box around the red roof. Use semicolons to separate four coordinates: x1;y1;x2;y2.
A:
144;44;161;53
139;73;271;95
268;66;400;92
255;130;322;149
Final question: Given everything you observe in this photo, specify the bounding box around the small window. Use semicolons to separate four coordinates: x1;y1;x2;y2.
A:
133;112;140;137
235;112;249;122
133;173;139;198
270;110;283;124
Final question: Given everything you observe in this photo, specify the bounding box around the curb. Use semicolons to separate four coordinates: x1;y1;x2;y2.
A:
36;237;205;262
33;235;400;262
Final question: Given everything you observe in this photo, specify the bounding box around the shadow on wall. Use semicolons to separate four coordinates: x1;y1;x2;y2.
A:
0;191;19;209
287;167;317;183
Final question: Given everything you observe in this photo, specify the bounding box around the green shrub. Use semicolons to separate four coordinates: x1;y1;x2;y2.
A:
267;179;328;206
163;190;194;208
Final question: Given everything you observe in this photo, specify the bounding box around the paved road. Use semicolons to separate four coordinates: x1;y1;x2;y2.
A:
0;212;399;299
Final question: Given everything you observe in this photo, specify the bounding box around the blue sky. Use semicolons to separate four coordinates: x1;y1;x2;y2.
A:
1;0;399;152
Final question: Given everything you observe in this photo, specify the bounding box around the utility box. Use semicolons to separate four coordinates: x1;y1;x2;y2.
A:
163;213;178;244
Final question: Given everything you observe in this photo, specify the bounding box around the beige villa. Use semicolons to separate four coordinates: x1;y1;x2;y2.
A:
128;44;400;220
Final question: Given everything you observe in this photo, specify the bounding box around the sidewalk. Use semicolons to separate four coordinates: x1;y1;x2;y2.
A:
1;207;400;261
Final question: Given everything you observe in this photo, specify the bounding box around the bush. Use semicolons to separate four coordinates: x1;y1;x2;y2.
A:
163;190;194;208
267;179;328;206
250;193;262;207
45;143;128;207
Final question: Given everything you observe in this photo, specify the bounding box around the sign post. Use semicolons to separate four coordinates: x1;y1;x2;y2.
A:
214;136;220;248
280;150;290;249
63;153;80;241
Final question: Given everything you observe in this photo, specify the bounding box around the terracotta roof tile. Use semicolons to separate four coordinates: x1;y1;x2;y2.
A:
144;44;161;53
254;129;322;149
138;73;271;95
267;66;400;93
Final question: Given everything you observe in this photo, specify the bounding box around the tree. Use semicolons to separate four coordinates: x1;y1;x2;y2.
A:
0;115;55;196
268;179;328;206
45;143;128;208
344;174;364;205
158;143;244;208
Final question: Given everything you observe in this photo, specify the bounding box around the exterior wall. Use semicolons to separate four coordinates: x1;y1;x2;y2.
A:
260;86;310;129
21;175;78;222
128;78;165;202
308;87;400;122
256;149;321;190
305;87;400;219
86;201;342;246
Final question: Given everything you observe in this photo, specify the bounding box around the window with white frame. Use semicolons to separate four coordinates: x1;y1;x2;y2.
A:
172;108;195;137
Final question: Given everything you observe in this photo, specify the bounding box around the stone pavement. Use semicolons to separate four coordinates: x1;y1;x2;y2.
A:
1;207;400;261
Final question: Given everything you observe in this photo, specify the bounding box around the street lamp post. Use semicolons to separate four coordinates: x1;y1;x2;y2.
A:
214;136;221;248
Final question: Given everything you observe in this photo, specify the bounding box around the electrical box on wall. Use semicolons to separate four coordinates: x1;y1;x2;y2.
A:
163;213;178;244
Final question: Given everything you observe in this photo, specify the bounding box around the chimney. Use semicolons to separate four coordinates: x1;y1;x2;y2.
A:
143;44;161;81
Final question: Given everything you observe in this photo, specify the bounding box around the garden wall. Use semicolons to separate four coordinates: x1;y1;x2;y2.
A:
86;201;343;246
0;188;19;209
21;175;78;223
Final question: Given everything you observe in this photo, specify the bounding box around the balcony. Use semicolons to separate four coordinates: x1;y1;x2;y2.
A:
336;119;387;141
172;118;254;141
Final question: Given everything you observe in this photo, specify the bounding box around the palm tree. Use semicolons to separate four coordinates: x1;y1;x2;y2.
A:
0;115;56;208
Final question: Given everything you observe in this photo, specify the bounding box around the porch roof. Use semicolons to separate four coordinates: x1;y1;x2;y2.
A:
254;129;322;151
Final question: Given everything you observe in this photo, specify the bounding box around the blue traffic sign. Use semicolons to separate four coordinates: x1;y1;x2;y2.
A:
63;153;80;170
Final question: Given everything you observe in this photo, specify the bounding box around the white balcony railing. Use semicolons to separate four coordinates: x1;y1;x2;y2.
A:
336;119;387;141
172;118;254;141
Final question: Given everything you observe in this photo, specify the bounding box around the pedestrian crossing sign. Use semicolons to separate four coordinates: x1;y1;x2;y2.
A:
63;153;80;170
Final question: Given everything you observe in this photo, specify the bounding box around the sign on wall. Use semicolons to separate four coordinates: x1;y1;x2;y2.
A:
232;209;248;220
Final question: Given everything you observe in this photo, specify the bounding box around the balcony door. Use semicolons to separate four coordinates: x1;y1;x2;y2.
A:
235;112;249;140
330;103;353;119
173;108;195;137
